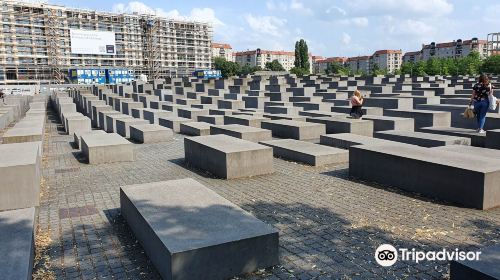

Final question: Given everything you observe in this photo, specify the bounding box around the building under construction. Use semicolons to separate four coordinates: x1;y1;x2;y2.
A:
0;0;213;85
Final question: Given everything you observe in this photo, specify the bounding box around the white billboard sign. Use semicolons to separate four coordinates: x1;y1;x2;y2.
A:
70;29;116;55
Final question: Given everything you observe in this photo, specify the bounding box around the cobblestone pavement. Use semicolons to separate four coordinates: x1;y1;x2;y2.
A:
35;110;500;280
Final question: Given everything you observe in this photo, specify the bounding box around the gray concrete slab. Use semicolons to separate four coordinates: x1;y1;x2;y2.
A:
384;109;451;129
185;135;274;179
224;115;267;128
349;144;500;209
210;124;272;142
374;130;470;147
120;178;279;280
73;130;107;149
180;122;211;136
130;124;173;143
306;117;374;137
260;139;348;166
261;119;326;140
486;129;500;150
419;126;486;147
0;207;36;280
0;142;41;211
197;115;224;125
362;115;415;132
81;133;135;164
158;116;192;133
320;133;407;149
450;244;500;280
116;118;149;138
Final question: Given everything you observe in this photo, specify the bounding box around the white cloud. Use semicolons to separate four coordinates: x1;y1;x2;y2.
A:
290;0;313;15
244;14;288;37
266;0;312;15
112;1;223;26
325;6;347;16
346;0;453;17
342;32;352;45
338;17;369;27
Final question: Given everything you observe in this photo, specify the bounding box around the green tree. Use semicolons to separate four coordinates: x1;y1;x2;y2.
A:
265;60;285;71
325;62;350;75
425;58;442;75
481;55;500;74
214;57;240;77
293;39;310;74
290;67;310;76
414;60;427;76
371;64;387;76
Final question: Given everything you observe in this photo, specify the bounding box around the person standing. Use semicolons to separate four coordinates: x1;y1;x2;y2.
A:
350;89;365;119
469;74;493;133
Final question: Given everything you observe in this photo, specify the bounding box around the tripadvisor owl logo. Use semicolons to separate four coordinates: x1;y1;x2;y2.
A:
375;244;398;267
374;244;482;267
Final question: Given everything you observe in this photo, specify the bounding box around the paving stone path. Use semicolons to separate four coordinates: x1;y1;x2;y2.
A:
36;110;500;280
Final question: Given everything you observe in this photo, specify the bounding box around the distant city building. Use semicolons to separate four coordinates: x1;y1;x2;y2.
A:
211;43;234;62
371;50;402;73
313;57;348;74
347;50;401;74
421;38;487;60
402;38;488;64
347;56;371;74
234;49;312;72
402;51;422;63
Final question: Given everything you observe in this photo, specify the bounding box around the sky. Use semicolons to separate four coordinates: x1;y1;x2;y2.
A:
24;0;500;57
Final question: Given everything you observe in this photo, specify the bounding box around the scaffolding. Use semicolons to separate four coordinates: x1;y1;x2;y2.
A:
487;32;500;56
45;7;65;83
141;16;161;80
0;0;213;85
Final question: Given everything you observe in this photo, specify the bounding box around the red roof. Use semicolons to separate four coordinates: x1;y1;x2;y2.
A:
423;39;487;49
212;43;232;49
316;57;348;64
234;50;295;56
373;49;402;55
347;56;370;62
403;51;421;56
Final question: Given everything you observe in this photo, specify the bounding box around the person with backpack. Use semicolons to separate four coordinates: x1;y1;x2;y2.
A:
469;74;495;133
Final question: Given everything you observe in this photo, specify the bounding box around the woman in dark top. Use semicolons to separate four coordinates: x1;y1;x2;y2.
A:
350;89;364;119
469;74;492;133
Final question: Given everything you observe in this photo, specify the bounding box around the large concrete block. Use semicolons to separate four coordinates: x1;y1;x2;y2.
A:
224;115;267;128
120;178;279;280
374;130;470;147
73;130;106;149
0;207;36;280
143;109;173;124
158;116;192;133
180;122;211;136
210;124;272;142
184;135;274;179
320;133;410;149
384;109;451;129
450;244;500;280
198;115;224;125
419;126;486;147
362;115;415;132
349;144;500;209
485;129;500;150
81;133;135;164
0;142;41;211
65;116;91;135
130;124;173;143
261;119;326;140
260;139;348;166
115;118;149;138
105;114;133;133
177;108;208;120
306;117;374;137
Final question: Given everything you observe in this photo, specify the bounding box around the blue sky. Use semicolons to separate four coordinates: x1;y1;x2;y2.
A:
38;0;500;57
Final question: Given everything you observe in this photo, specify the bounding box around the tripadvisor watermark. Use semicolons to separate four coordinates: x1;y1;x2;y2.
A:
374;244;481;267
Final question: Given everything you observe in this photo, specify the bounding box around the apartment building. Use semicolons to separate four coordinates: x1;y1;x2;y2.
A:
211;43;234;62
347;56;371;74
313;57;348;74
421;38;488;61
371;50;402;73
234;49;298;71
0;0;213;84
402;51;422;63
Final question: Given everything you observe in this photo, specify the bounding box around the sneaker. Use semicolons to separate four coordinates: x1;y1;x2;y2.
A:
478;129;486;134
